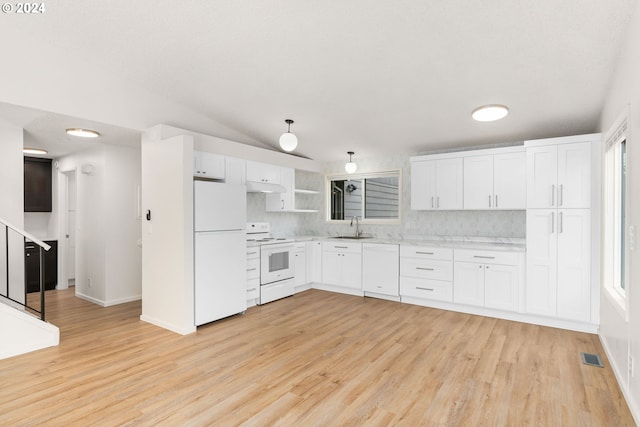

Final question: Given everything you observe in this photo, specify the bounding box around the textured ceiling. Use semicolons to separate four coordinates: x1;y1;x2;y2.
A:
0;0;637;161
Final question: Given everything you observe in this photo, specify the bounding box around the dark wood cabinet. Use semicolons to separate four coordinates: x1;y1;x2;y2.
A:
24;156;53;212
25;240;57;293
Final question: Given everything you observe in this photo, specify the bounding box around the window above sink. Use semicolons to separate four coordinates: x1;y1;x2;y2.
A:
326;170;401;224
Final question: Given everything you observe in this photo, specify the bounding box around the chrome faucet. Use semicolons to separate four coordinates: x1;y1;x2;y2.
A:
350;216;362;238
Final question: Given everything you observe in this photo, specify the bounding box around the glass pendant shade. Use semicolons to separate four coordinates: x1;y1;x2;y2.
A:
345;161;357;174
345;151;357;173
279;132;298;151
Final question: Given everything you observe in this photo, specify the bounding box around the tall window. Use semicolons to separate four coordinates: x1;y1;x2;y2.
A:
604;115;628;303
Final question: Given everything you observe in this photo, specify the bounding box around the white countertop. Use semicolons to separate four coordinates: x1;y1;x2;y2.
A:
285;235;526;252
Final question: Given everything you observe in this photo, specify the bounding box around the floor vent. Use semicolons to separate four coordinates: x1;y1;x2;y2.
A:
581;352;604;368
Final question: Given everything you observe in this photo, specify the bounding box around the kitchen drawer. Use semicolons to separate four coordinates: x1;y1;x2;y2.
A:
322;241;362;254
247;278;260;300
295;242;306;251
400;277;453;302
400;245;452;261
400;258;453;281
246;247;260;259
247;258;260;279
454;249;518;266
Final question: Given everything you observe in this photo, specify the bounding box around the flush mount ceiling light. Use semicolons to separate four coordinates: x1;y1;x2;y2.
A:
471;104;509;122
279;119;298;152
345;151;357;174
66;128;100;138
23;148;48;155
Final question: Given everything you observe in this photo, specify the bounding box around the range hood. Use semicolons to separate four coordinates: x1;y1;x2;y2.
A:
246;181;287;193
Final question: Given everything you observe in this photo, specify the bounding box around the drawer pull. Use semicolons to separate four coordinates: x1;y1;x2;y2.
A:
334;246;349;249
416;251;434;255
416;267;434;271
473;255;495;259
248;288;256;292
247;251;258;256
416;287;434;291
247;268;257;272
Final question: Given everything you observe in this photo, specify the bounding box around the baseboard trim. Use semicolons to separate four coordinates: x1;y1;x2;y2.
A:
75;292;106;307
104;295;142;307
599;334;640;426
139;314;196;335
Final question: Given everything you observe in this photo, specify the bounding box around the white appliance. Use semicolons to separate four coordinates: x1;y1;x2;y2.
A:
246;223;295;304
194;180;247;326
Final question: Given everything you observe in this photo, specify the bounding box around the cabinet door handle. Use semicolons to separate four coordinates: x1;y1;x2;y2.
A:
551;212;555;233
551;185;556;207
495;195;498;208
489;195;492;207
559;212;563;234
431;196;434;209
486;265;490;269
436;196;440;208
559;184;564;206
478;265;483;268
416;251;434;255
473;255;495;259
416;267;434;271
281;200;284;210
416;287;434;291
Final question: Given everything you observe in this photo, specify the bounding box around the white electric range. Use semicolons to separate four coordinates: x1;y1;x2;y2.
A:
246;223;295;304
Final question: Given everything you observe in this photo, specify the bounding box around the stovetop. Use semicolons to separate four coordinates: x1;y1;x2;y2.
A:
246;222;294;245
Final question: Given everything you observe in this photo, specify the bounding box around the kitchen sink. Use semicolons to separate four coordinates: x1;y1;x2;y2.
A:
331;236;372;240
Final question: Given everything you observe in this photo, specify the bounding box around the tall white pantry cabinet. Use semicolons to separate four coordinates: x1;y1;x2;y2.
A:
525;134;601;325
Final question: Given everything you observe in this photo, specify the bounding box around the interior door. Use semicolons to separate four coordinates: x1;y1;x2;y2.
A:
65;170;77;286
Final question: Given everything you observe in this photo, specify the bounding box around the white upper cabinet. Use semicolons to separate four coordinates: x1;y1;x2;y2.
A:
493;151;527;209
464;151;526;210
246;161;281;184
411;158;463;210
194;151;226;180
526;141;590;208
463;155;493;209
557;143;591;208
225;156;246;186
266;167;294;211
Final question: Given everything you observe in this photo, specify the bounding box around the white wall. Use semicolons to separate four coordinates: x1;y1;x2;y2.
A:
599;2;640;423
0;121;25;303
57;145;107;304
104;145;142;305
56;144;142;307
140;133;195;335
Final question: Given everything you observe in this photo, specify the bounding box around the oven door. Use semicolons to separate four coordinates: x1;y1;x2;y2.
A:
260;243;294;284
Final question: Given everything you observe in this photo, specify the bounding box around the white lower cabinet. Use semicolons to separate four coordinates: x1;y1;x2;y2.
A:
453;249;521;312
362;243;399;296
306;241;322;283
526;208;591;322
400;245;453;302
322;242;362;290
294;243;306;288
246;247;260;302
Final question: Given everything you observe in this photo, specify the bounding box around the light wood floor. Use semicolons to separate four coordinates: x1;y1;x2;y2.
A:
1;288;634;426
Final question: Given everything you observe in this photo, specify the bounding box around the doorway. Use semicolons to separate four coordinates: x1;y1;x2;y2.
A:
60;169;77;289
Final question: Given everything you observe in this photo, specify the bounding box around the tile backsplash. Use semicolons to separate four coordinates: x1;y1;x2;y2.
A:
248;154;526;239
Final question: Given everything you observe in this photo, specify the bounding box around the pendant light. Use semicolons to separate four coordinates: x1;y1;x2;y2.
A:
345;151;357;174
279;119;298;152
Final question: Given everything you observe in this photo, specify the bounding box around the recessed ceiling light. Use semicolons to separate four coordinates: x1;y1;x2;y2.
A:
66;128;100;138
23;148;48;155
472;104;509;122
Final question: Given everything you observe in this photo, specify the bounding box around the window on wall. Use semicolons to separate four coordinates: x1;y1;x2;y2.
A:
603;113;628;308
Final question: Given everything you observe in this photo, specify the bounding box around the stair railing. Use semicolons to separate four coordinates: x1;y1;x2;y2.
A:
0;216;50;321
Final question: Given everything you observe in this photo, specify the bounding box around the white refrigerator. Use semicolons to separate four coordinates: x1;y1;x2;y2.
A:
194;180;247;326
